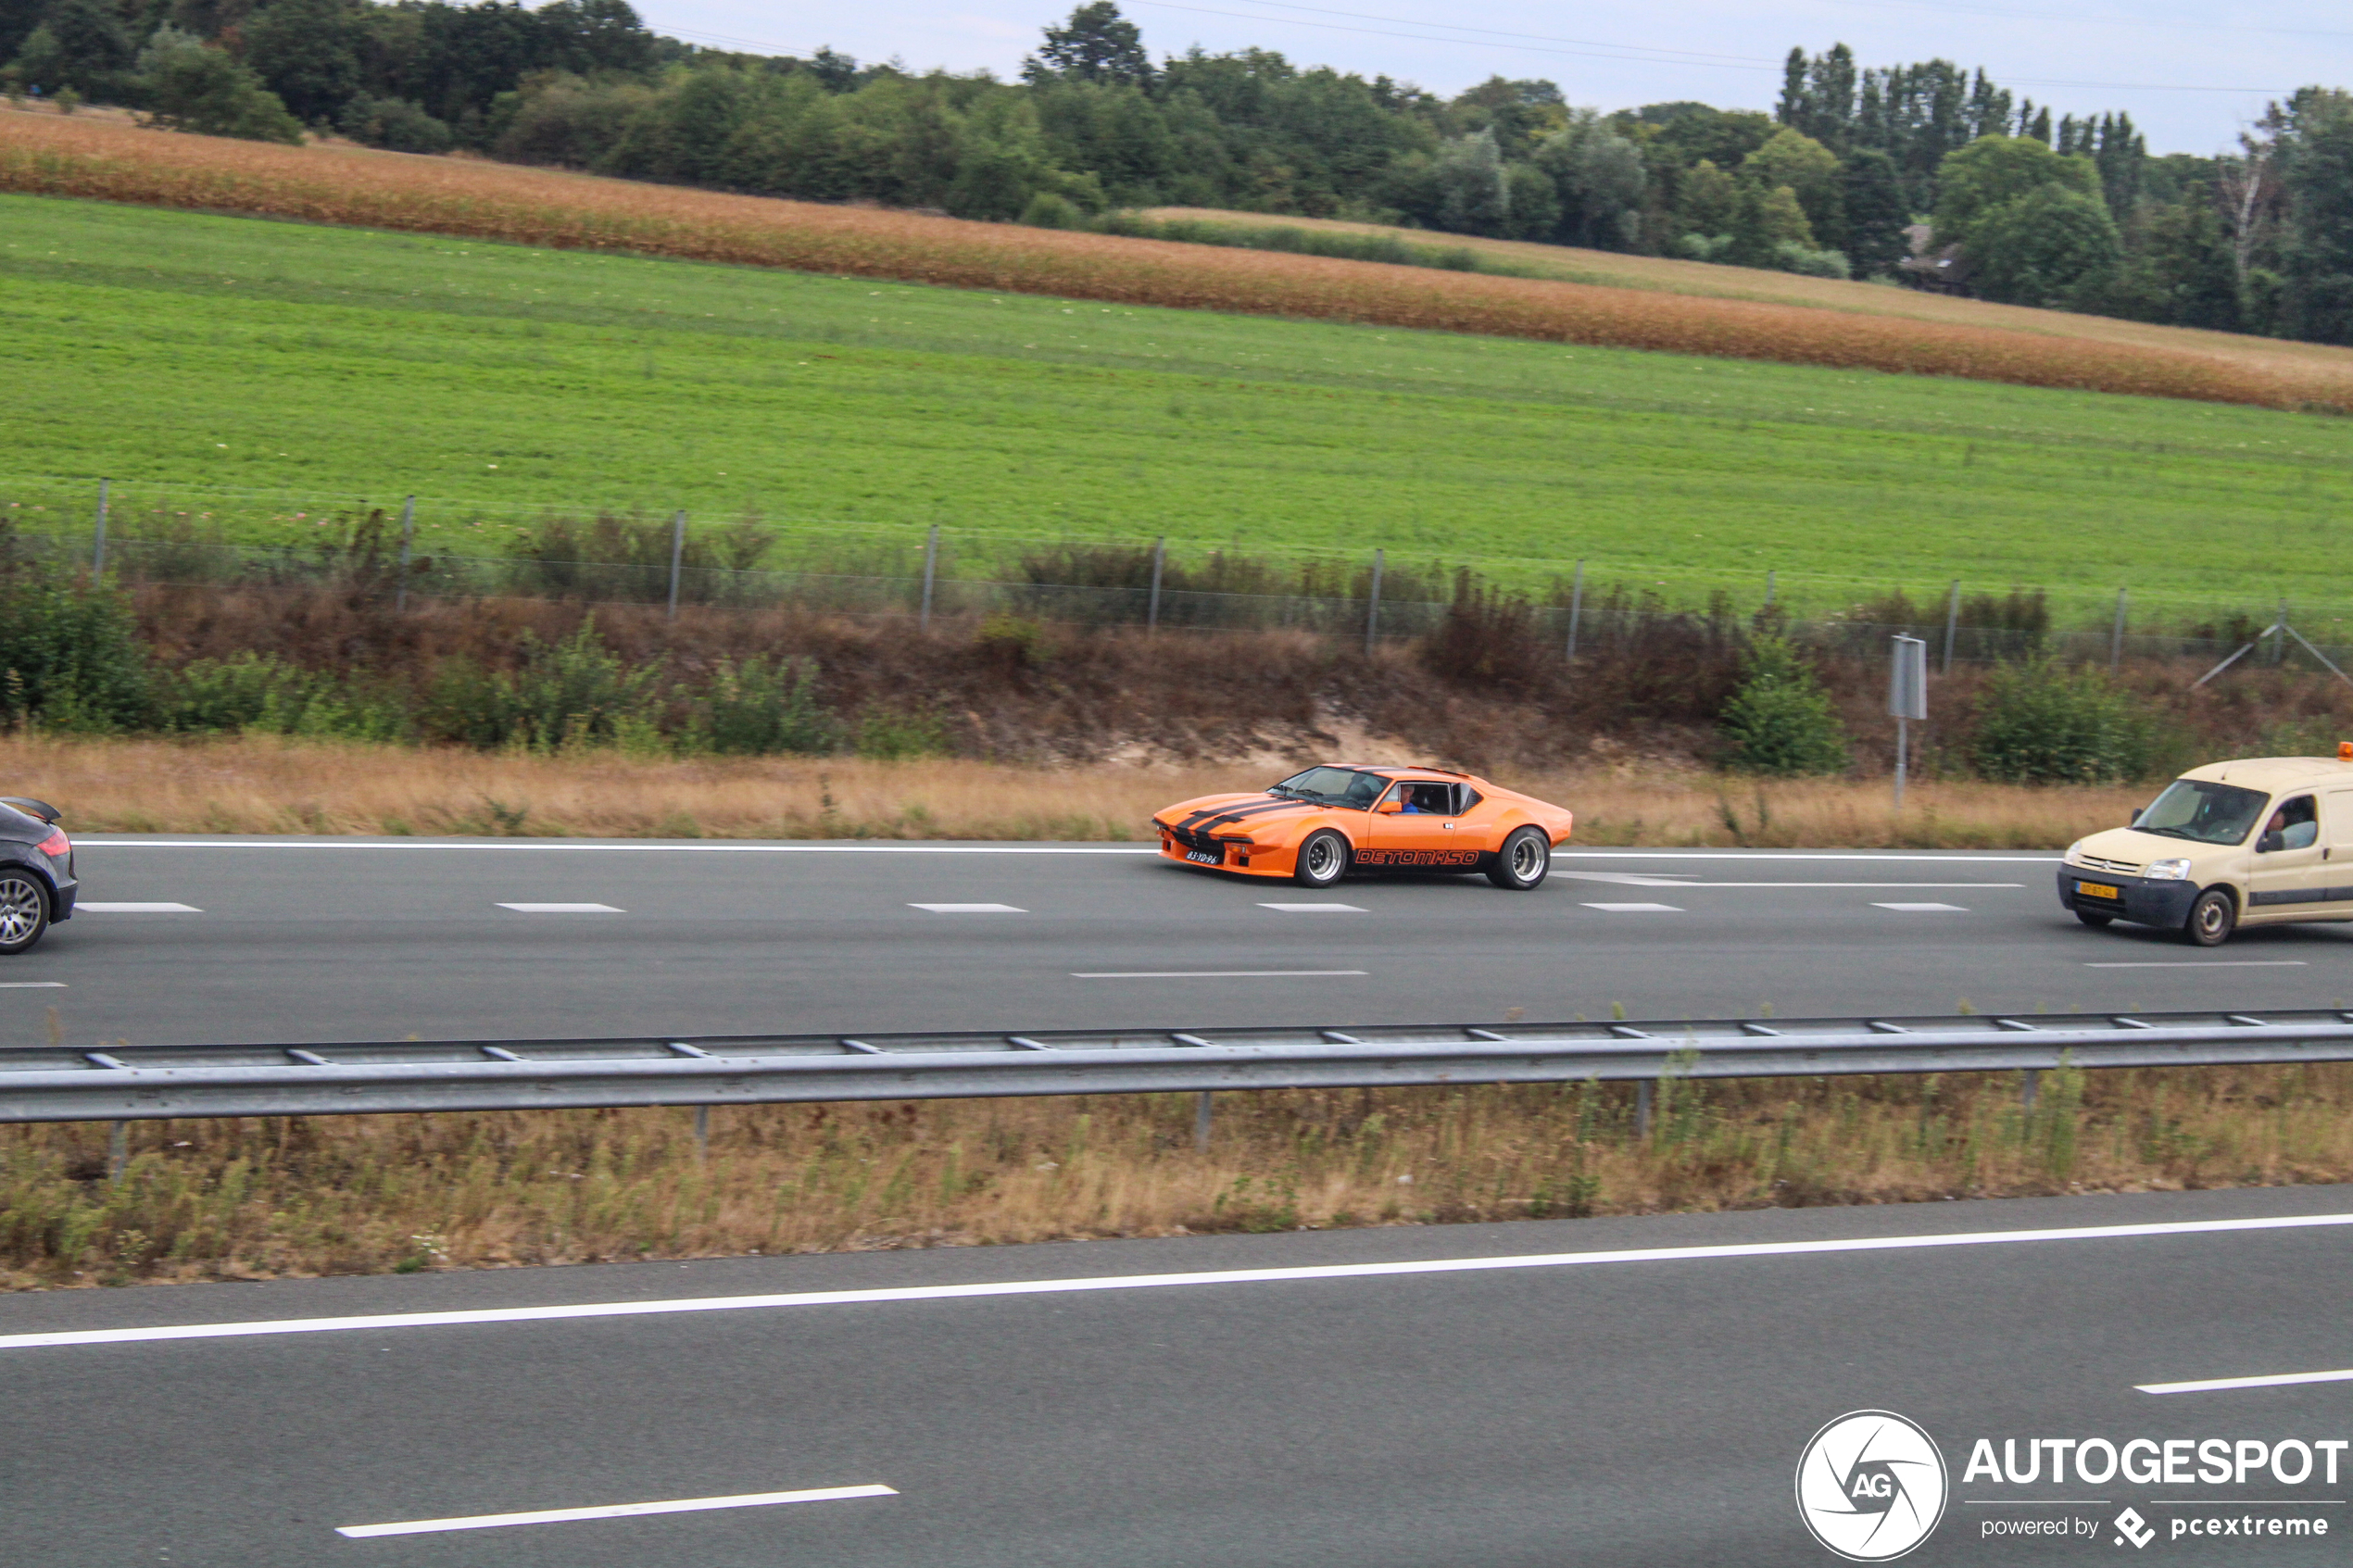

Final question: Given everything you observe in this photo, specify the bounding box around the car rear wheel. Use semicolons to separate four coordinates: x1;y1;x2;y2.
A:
2074;909;2114;929
0;872;49;956
2184;887;2235;947
1486;826;1551;890
1293;830;1350;888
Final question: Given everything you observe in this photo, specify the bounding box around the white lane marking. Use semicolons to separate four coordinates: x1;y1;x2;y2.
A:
73;840;1157;854
1072;969;1368;978
75;902;201;912
1582;902;1682;912
335;1484;897;1538
497;903;622;913
2085;960;2308;969
2140;1368;2353;1395
0;982;66;988
1556;851;2060;863
910;903;1026;913
7;1211;2344;1354
1257;902;1366;912
1554;872;2020;889
1874;902;1968;912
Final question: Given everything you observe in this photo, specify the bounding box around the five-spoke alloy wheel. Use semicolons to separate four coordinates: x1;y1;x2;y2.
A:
0;872;49;956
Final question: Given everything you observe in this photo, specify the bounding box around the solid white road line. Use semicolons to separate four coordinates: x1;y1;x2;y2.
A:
1072;969;1369;978
1874;903;1968;912
1555;872;2021;889
2140;1368;2353;1396
1582;902;1682;912
1257;902;1366;912
2085;961;2309;969
0;982;66;988
335;1484;897;1538
910;903;1026;913
74;840;1158;854
73;902;201;912
12;1211;2340;1354
497;903;623;913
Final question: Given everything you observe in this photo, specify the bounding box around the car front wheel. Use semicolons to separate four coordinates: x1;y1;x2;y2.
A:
0;872;50;956
1486;826;1551;890
1293;830;1351;888
2185;887;2236;947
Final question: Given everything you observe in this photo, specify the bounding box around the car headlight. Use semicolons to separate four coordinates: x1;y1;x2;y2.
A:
2145;859;2191;881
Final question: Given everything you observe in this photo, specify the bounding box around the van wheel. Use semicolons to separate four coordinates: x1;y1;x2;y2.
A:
2185;888;2235;947
2074;909;2114;929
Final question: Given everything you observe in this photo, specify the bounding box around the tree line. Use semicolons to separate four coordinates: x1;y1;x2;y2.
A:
5;0;2349;344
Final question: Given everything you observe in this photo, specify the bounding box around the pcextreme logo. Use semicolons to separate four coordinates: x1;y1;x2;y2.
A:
1796;1410;1951;1562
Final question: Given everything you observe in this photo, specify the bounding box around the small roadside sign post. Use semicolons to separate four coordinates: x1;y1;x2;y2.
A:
1890;634;1928;810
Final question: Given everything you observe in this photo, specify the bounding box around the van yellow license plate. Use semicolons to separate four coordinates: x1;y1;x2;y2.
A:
2076;881;2121;900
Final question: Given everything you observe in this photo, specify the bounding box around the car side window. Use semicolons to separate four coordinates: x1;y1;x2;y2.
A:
2262;795;2319;852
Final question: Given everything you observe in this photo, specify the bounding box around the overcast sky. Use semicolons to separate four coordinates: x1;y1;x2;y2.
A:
631;0;2350;156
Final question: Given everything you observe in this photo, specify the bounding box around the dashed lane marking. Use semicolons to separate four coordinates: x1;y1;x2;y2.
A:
497;903;623;913
1873;903;1969;912
75;902;201;912
1581;902;1682;912
910;903;1026;913
1072;969;1368;978
1257;902;1366;912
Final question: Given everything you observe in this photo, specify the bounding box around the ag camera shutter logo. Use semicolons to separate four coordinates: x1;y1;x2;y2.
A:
1795;1410;1949;1562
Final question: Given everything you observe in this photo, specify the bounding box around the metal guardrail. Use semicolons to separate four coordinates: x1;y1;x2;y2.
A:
10;1010;2353;1123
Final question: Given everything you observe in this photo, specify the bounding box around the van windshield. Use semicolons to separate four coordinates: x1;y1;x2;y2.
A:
2134;779;2270;846
1270;768;1384;808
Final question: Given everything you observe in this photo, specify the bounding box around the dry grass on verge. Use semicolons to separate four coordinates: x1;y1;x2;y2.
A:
6;1064;2346;1289
6;109;2348;412
2;732;2140;847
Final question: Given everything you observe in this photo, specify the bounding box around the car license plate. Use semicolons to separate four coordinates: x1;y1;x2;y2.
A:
2076;881;2120;900
1185;847;1223;865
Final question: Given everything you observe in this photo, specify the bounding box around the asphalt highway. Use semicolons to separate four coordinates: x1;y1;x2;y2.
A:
5;1185;2352;1567
6;837;2353;1047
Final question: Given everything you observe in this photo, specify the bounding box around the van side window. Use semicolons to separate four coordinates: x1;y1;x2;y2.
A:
2267;795;2319;851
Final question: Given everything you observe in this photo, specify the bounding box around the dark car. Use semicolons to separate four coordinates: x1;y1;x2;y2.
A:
0;797;76;956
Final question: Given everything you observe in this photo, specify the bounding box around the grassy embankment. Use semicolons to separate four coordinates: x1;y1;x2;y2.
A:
6;116;2353;621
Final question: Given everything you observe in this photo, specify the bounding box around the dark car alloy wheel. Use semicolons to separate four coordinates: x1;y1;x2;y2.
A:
0;872;48;955
1294;830;1349;888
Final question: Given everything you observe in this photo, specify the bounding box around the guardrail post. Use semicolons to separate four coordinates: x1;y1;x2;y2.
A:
394;494;416;612
107;1120;127;1183
2020;1069;2040;1110
1363;548;1384;654
1193;1090;1213;1153
1147;535;1165;635
693;1103;710;1160
1635;1080;1653;1138
666;509;686;621
92;477;108;576
1564;559;1584;662
919;524;940;633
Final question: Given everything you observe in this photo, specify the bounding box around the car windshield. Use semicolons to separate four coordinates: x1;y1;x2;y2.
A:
1271;767;1386;808
2133;778;2270;846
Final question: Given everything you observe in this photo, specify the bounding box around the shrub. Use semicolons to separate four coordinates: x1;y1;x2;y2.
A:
157;654;409;741
0;574;151;732
1422;571;1539;687
853;707;950;759
1019;191;1083;229
416;620;662;750
1972;659;2154;784
1718;636;1850;775
134;28;304;144
339;94;453;155
690;656;837;755
1772;241;1852;279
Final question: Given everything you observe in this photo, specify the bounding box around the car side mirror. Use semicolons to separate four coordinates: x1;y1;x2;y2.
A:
2259;831;2284;854
1375;798;1404;814
2128;811;2144;828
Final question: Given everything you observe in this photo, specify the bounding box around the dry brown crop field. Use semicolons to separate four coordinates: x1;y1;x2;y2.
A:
6;108;2350;412
6;1062;2346;1288
3;733;2143;847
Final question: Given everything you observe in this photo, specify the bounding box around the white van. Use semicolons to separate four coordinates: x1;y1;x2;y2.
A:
2057;751;2353;947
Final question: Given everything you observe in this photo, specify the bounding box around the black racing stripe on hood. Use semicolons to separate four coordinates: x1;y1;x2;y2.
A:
1202;802;1315;834
1173;797;1295;834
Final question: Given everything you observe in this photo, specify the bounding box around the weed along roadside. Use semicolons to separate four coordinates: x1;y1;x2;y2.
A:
5;1061;2347;1290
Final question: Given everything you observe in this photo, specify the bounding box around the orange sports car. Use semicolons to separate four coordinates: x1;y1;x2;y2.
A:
1152;764;1575;890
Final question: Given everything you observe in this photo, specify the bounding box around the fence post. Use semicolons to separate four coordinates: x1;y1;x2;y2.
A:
107;1120;127;1183
666;509;687;620
2020;1069;2041;1110
2108;587;2127;671
1564;559;1585;662
1890;635;1927;812
394;494;416;612
1147;535;1165;635
1363;547;1384;654
92;477;108;576
1763;569;1775;608
2276;597;2289;666
920;523;940;633
1941;580;1960;673
1193;1090;1213;1153
1635;1080;1653;1138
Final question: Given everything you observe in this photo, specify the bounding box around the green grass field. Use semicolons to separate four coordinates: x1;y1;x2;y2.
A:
6;192;2353;622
